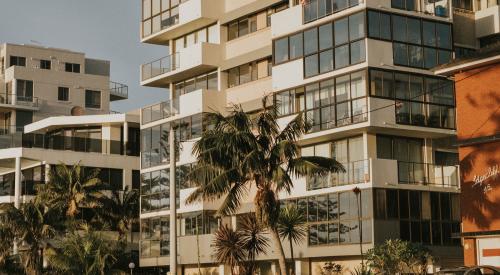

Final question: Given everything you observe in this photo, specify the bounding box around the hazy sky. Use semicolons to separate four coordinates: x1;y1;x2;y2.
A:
0;0;168;112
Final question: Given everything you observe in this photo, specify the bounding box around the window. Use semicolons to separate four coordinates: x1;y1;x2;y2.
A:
172;24;218;51
174;71;217;96
392;0;416;11
275;70;367;131
16;80;34;101
58;87;69;101
65;63;80;73
283;190;371;246
303;136;367;190
303;0;360;23
452;0;472;10
9;56;26;67
85;90;101;109
16;110;33;130
274;37;289;64
370;69;456;129
375;188;460;246
140;217;170;257
40;60;51;70
367;11;453;69
227;3;288;41
227;58;271;87
142;0;185;37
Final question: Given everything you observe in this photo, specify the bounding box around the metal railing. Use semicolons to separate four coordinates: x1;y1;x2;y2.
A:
307;159;370;190
141;99;179;124
110;81;129;98
392;0;451;18
0;94;39;108
397;161;459;187
141;53;180;81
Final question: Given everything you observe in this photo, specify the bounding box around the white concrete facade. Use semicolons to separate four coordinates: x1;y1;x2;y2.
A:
136;0;488;273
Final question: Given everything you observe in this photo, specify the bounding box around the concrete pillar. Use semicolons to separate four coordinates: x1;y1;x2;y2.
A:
11;79;17;106
169;125;177;275
14;157;21;208
123;121;128;155
289;0;295;7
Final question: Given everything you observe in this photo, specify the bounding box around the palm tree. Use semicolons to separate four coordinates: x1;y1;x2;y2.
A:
238;214;269;275
36;162;102;221
47;224;125;275
0;201;58;275
95;186;139;242
187;98;345;275
277;205;307;275
213;225;245;275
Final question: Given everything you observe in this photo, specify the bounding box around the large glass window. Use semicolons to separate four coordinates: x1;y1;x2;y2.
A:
173;24;218;52
227;58;271;88
369;69;456;129
228;3;288;40
16;80;34;101
275;70;367;131
9;56;26;67
283;189;371;246
274;11;366;75
85;90;101;109
375;188;460;246
174;71;218;96
142;0;185;37
303;0;360;23
367;11;453;69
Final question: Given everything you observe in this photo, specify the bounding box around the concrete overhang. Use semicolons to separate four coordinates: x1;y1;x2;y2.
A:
24;114;140;133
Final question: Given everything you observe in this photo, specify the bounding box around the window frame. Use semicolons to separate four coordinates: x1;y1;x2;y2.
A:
57;87;70;101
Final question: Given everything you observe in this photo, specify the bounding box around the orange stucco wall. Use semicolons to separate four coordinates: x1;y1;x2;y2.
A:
455;63;500;266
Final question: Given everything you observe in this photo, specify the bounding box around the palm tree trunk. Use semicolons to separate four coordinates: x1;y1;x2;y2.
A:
289;238;295;275
270;227;288;275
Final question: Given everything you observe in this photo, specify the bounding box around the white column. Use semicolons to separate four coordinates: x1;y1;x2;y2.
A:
123;121;128;155
11;79;17;106
169;124;177;275
14;157;21;208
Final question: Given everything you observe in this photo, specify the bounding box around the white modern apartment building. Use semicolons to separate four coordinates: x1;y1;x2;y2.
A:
0;44;141;211
138;0;500;273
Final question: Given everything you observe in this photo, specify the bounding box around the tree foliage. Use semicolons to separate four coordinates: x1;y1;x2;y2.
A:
365;239;433;275
187;98;344;275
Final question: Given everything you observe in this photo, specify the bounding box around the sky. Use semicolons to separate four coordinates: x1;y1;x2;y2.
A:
0;0;168;112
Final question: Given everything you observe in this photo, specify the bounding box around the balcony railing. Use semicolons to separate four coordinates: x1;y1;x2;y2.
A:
303;0;361;24
0;94;39;108
109;81;129;98
307;159;370;190
0;133;140;156
392;0;451;18
397;161;459;187
141;99;179;124
141;53;180;81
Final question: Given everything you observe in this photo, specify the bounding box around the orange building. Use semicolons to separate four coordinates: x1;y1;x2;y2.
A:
435;47;500;267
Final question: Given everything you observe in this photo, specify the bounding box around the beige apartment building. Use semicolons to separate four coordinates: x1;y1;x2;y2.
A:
138;0;500;274
0;44;140;220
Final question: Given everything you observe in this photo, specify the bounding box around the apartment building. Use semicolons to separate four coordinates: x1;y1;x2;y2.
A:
136;0;498;273
0;43;141;213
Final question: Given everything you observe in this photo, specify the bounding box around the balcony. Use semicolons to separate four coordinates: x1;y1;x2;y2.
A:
141;89;226;125
141;43;221;87
303;0;362;24
109;81;128;101
371;158;459;188
141;99;178;125
0;94;39;111
141;0;222;44
397;161;459;188
475;4;500;38
386;0;451;18
307;159;370;190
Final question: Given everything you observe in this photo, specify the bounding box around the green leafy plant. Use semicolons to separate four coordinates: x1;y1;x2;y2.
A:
321;262;343;275
187;97;345;275
278;205;307;275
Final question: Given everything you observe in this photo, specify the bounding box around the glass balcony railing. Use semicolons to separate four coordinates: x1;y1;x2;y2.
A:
307;159;370;190
303;0;361;24
397;161;459;187
109;81;129;98
141;53;180;81
141;99;179;124
0;94;39;108
0;133;139;156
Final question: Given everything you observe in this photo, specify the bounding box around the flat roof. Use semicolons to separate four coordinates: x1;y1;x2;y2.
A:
434;44;500;76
